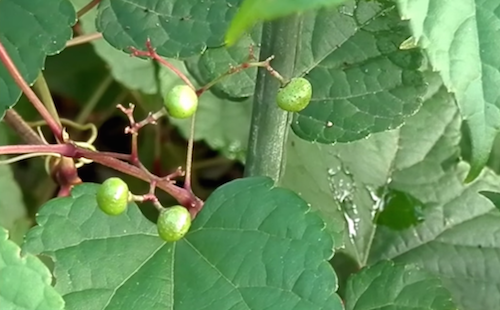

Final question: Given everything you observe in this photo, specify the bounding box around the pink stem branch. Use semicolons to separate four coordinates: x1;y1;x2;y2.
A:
0;41;63;141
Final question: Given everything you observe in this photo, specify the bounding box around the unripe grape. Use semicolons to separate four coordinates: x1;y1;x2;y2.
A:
164;85;198;119
157;205;192;242
276;77;312;112
96;177;130;216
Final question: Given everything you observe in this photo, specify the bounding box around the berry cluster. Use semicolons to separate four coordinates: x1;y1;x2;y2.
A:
96;177;192;242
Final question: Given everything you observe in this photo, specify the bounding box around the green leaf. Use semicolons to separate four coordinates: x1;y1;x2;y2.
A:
395;1;500;181
285;72;500;309
159;64;252;162
96;0;242;59
344;260;456;310
479;191;500;211
0;124;30;245
0;0;76;117
71;0;157;95
225;0;348;46
185;29;261;98
292;1;426;143
0;227;64;310
23;178;343;309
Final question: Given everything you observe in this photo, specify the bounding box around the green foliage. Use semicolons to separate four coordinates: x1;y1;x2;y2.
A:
225;0;348;45
0;125;30;245
344;260;456;310
23;178;343;309
72;0;157;94
0;0;76;118
292;1;426;143
0;227;64;310
284;73;500;310
96;0;242;59
185;30;261;98
395;1;500;181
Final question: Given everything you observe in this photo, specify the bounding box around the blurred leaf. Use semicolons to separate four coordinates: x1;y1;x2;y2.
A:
159;63;251;162
292;1;426;143
0;0;76;118
396;0;500;181
0;124;30;245
345;260;456;310
96;0;242;59
24;178;343;309
71;0;156;95
479;191;500;211
0;227;64;310
225;0;348;46
375;188;426;230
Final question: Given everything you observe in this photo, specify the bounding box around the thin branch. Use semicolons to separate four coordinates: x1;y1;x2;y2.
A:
76;73;113;124
196;55;285;96
184;114;196;192
66;32;103;48
129;39;195;89
0;41;63;141
77;0;101;19
3;109;46;145
33;72;61;127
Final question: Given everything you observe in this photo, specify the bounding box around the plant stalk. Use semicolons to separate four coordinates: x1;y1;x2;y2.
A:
244;15;300;182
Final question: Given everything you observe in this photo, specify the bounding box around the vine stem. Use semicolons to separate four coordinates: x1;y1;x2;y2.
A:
244;15;301;182
0;41;63;141
184;114;196;192
66;33;103;48
129;40;195;89
33;72;62;127
196;55;285;96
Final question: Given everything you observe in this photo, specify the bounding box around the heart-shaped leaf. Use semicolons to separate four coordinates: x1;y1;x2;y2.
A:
0;0;75;118
23;177;343;310
96;0;242;59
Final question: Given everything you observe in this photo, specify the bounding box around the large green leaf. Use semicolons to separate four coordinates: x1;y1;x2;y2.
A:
71;0;157;95
395;1;500;181
96;0;242;59
0;0;76;118
23;177;343;310
284;72;500;309
0;227;64;310
225;0;348;46
192;1;427;144
159;64;252;162
344;260;456;310
292;0;426;143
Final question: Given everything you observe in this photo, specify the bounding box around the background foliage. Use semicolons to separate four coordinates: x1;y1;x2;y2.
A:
1;0;499;309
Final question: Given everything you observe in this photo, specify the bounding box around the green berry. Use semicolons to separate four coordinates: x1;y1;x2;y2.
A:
96;177;130;216
157;205;191;242
164;85;198;119
276;77;312;112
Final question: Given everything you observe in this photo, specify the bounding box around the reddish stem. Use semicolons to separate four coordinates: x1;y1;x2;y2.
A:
0;41;63;141
129;39;195;90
